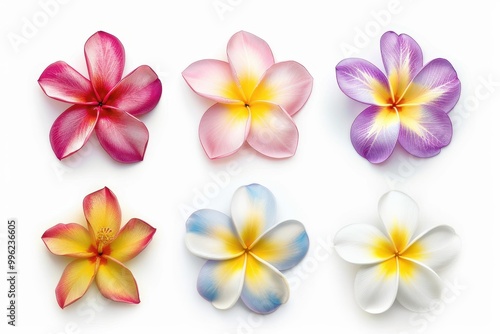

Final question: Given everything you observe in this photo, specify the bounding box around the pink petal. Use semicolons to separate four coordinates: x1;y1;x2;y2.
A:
380;31;423;96
104;65;162;116
49;104;99;160
38;61;97;104
95;108;149;163
84;31;125;101
227;31;275;101
55;258;98;308
42;223;95;258
246;102;298;158
403;58;461;113
336;58;391;106
182;59;243;104
350;106;400;163
199;103;250;159
398;105;452;157
251;61;313;116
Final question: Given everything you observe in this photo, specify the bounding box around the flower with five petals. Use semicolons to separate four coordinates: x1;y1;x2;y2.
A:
38;31;162;163
336;31;461;163
334;190;461;313
185;183;309;314
182;31;313;159
42;187;156;308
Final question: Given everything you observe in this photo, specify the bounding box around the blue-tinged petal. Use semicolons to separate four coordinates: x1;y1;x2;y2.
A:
334;223;394;265
197;255;246;310
380;31;423;97
398;105;452;158
231;184;277;248
241;254;289;314
396;259;443;312
336;58;392;106
350;105;400;163
186;209;244;260
354;259;399;314
250;220;309;270
402;58;461;113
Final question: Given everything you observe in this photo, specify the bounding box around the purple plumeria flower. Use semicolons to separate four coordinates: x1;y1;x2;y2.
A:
336;31;461;163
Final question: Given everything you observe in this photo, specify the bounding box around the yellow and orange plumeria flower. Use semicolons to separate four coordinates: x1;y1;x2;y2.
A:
42;187;156;308
182;31;313;159
334;190;460;313
185;183;309;314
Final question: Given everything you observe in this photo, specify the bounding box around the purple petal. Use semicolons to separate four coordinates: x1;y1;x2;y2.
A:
49;105;99;159
336;58;391;106
350;105;400;163
104;65;162;116
95;108;149;163
398;105;452;157
380;31;423;96
38;61;96;104
403;58;461;113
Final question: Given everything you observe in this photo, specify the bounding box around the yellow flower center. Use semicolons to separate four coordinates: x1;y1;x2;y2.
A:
96;227;114;254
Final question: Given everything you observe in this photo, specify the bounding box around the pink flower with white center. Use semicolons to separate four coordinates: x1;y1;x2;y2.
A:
38;31;162;163
182;31;313;159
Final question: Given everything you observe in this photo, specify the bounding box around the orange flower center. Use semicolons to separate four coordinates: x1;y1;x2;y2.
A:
96;227;114;255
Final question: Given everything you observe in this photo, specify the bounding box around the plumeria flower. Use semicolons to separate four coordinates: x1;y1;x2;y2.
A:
42;187;156;308
182;31;313;159
185;183;309;314
38;31;162;163
336;31;461;163
334;190;460;313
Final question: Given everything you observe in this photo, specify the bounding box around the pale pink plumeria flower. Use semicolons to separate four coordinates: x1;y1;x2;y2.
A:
334;191;461;313
38;31;162;163
182;31;313;159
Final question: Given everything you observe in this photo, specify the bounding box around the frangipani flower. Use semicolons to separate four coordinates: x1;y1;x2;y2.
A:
42;187;156;308
334;190;460;313
182;31;313;159
336;31;461;163
38;31;162;163
185;183;309;314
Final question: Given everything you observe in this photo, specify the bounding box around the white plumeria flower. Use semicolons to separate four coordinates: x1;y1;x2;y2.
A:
334;190;460;313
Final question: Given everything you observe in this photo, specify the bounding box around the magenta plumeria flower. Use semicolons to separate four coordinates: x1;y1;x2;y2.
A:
336;31;461;163
38;31;162;163
182;31;313;159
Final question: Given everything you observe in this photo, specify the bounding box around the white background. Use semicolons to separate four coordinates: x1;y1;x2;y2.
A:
1;0;499;333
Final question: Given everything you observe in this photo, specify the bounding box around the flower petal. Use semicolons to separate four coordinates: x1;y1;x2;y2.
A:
398;105;452;158
334;223;394;265
96;257;140;304
186;209;244;260
104;65;162;116
336;58;391;105
199;103;250;159
231;184;277;248
378;190;419;249
402;58;461;113
84;31;125;101
197;255;246;310
83;187;122;242
106;218;156;263
354;259;398;314
350;105;400;163
396;259;443;312
241;254;289;314
182;59;243;103
95;108;149;163
38;61;96;104
42;223;95;258
227;31;275;100
403;225;461;271
55;258;98;308
380;31;423;96
251;220;309;270
49;105;99;160
246;102;298;158
251;61;313;116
